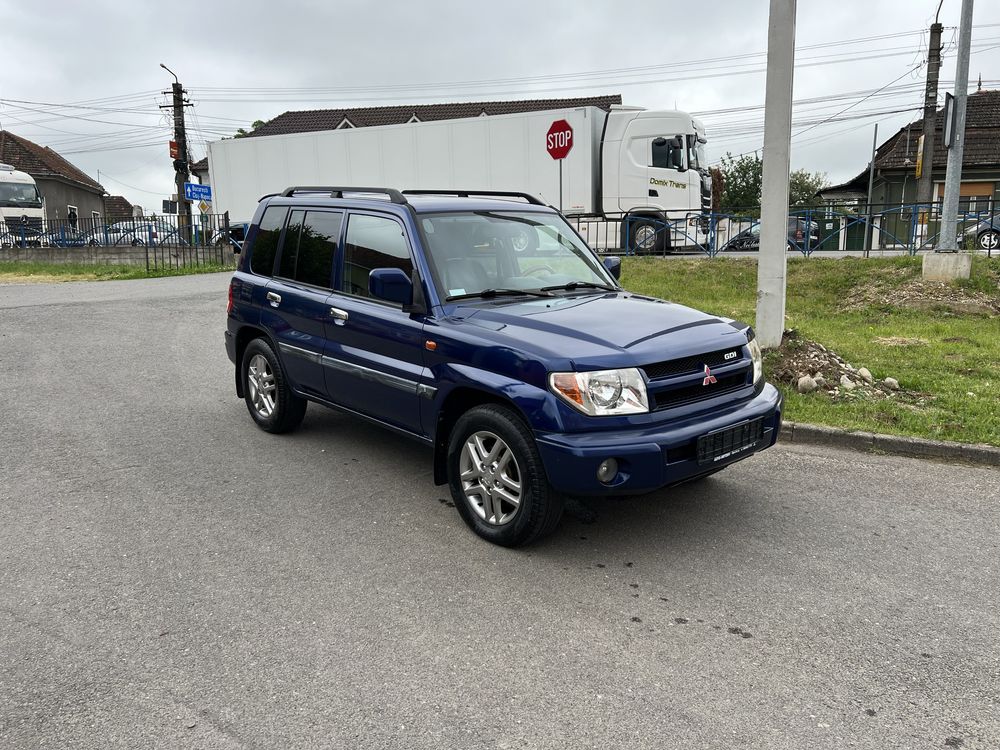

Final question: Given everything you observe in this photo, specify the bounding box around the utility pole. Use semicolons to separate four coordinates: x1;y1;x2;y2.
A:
159;63;192;241
863;123;879;256
755;0;797;349
937;0;974;253
915;13;944;209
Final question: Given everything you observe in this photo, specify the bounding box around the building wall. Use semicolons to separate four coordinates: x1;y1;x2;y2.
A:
36;178;105;222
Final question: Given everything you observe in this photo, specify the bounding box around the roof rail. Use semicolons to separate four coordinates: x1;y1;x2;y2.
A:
402;189;544;206
279;186;407;204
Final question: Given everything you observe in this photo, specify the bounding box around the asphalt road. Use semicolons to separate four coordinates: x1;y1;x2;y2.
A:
2;273;998;749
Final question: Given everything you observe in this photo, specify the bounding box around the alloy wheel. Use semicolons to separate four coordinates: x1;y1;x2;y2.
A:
459;430;522;526
247;354;276;418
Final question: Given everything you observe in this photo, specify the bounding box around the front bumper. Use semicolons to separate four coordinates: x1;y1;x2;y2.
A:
535;383;783;496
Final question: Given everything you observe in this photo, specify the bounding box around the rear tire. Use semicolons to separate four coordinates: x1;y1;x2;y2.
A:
447;404;563;547
241;338;307;434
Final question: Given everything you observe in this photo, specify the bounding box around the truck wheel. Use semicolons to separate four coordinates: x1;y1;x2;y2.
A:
447;404;563;547
241;338;307;434
627;217;667;255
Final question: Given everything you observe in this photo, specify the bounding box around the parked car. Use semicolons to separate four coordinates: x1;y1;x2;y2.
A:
721;217;820;252
225;187;782;546
961;213;999;252
101;219;189;246
212;221;249;250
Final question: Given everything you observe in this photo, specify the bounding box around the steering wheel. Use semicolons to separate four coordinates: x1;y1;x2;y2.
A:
523;265;555;277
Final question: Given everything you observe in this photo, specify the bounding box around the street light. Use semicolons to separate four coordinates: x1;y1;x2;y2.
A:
159;62;179;84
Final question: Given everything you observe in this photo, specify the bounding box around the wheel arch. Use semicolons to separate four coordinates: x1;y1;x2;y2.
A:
432;386;525;486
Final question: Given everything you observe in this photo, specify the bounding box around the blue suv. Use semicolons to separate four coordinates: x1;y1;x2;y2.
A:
225;187;782;546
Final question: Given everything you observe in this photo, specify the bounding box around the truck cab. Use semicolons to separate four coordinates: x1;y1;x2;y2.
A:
601;108;710;251
0;164;45;246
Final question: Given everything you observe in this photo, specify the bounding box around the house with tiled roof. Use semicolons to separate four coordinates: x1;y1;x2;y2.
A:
0;130;106;223
818;88;1000;214
102;195;135;221
245;95;622;138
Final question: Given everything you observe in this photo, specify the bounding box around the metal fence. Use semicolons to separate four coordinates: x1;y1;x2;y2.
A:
570;201;998;258
0;213;244;271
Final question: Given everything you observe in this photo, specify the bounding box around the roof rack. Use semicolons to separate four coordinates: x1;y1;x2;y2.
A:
280;186;407;204
402;189;544;205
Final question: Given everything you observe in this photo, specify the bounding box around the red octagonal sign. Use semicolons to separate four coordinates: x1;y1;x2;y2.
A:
546;119;573;160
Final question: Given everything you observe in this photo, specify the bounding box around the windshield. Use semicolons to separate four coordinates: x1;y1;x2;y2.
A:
687;136;706;171
419;210;615;300
0;182;42;206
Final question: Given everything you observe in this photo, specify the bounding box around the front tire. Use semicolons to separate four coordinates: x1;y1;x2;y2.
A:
626;217;668;255
447;404;563;547
241;338;307;434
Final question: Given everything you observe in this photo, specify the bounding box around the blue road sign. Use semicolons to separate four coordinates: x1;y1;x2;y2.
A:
184;182;212;202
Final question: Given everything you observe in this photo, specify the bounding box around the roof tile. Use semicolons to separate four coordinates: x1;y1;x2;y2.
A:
0;130;104;193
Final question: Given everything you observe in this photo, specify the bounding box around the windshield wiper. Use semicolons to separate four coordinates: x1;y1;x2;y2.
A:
446;287;556;301
540;281;618;292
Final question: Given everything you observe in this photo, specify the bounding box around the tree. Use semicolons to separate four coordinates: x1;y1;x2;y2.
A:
234;120;268;139
788;169;830;207
719;152;763;214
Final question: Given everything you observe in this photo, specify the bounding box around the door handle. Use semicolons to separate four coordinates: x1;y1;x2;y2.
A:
329;307;349;322
266;291;281;307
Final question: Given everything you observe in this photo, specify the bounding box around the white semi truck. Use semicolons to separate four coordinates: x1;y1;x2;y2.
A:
208;104;710;252
0;163;45;245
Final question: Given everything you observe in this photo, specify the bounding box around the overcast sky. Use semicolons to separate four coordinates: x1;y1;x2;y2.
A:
3;0;1000;210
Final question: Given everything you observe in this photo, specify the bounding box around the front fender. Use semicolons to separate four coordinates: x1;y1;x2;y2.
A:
428;363;566;433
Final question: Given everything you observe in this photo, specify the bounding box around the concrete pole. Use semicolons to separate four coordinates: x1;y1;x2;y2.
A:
863;123;879;256
937;0;974;253
755;0;797;349
915;22;944;207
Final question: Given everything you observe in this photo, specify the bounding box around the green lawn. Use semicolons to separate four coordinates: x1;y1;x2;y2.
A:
0;261;232;283
622;256;1000;447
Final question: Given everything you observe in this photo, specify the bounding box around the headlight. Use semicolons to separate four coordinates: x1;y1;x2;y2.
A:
549;368;649;416
747;330;763;384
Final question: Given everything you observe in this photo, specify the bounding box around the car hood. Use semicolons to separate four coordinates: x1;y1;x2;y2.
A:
449;292;748;368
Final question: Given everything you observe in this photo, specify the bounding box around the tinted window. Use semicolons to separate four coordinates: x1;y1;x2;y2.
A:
342;214;412;299
278;210;341;289
249;206;287;276
651;137;683;170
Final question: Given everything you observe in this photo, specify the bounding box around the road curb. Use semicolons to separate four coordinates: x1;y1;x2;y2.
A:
779;421;1000;467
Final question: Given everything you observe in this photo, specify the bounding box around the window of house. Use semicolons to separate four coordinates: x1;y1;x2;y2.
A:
277;210;342;289
249;206;287;276
342;214;412;300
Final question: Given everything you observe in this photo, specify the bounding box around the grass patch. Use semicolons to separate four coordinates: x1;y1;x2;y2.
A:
0;261;232;283
622;255;1000;446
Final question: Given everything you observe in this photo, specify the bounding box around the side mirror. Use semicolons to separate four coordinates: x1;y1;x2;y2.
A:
602;256;622;281
369;267;413;306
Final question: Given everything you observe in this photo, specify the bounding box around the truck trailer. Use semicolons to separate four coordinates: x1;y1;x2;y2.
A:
207;104;710;252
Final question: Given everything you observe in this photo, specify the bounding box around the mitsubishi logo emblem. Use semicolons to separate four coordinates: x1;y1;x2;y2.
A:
702;364;717;386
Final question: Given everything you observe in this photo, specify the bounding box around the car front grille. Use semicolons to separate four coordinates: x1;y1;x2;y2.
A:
641;346;744;381
650;371;749;411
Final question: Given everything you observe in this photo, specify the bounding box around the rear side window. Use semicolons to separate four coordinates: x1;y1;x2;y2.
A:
342;214;412;299
249;206;287;276
278;210;342;289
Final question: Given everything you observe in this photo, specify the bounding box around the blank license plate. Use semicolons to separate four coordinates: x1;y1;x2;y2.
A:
696;418;764;464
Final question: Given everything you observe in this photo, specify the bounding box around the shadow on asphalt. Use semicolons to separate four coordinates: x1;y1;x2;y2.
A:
287;403;762;557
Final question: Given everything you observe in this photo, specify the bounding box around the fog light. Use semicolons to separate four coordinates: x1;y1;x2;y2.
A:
597;458;618;484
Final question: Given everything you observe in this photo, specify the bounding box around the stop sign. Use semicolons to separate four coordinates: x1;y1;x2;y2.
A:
546;120;573;160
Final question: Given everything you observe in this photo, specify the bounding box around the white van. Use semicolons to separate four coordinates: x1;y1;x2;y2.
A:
0;163;45;246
